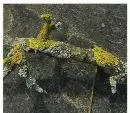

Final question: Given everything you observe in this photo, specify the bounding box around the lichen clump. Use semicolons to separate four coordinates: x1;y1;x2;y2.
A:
40;13;52;21
37;13;55;41
3;44;25;77
10;43;25;64
27;38;61;50
3;57;11;65
36;23;49;40
92;46;119;66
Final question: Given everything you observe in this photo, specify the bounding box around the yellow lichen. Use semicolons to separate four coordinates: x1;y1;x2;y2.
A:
27;38;61;50
92;46;119;66
10;43;25;64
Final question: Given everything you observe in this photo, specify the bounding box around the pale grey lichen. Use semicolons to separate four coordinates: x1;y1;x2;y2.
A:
109;76;117;94
25;76;37;89
18;65;28;78
7;48;13;57
3;66;9;78
14;37;30;51
25;76;44;93
87;50;96;62
43;44;72;58
34;85;47;93
55;22;63;32
116;61;127;84
109;61;127;94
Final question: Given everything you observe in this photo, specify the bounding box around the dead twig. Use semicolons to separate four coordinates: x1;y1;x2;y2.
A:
88;74;96;113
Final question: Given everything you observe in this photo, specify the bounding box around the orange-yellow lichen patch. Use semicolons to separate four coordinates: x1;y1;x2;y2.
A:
10;43;25;64
37;13;55;41
36;21;55;40
37;23;49;40
92;46;119;66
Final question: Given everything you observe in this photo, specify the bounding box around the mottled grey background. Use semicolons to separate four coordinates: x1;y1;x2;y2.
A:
4;4;127;113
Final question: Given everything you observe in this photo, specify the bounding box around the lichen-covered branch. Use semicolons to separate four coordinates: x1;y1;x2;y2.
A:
3;13;127;94
3;37;126;93
36;13;55;41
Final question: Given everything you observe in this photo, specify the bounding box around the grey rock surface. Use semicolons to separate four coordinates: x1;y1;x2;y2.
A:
3;4;127;113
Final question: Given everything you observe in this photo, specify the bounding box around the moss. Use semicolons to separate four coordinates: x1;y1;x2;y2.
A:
10;43;25;64
27;38;61;50
92;46;119;66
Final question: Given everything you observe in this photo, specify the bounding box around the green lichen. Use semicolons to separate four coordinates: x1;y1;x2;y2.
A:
40;13;52;21
3;57;13;77
3;57;11;65
92;46;119;66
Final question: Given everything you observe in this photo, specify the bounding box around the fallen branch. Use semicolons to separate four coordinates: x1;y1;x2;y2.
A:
3;13;127;95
